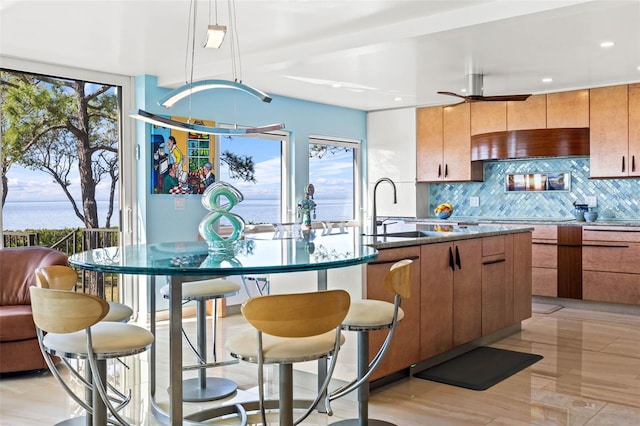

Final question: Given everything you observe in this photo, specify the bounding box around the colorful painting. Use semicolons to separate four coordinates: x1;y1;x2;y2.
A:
150;116;217;195
505;172;570;192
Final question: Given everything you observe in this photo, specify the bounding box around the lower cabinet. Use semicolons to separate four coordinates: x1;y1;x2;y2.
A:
582;226;640;305
366;245;421;380
531;225;558;297
366;232;532;380
482;233;533;335
420;238;482;360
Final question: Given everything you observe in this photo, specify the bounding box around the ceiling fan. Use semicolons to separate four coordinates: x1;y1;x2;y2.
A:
437;74;531;102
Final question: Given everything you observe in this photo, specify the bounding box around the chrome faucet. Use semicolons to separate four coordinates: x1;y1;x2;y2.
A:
371;177;397;236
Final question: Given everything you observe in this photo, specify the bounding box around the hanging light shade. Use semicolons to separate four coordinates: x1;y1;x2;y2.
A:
159;79;272;108
129;109;284;135
203;24;226;49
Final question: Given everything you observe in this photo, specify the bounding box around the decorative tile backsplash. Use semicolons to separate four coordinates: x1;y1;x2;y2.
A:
428;157;640;220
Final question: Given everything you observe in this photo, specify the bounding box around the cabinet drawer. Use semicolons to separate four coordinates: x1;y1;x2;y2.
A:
532;243;557;268
583;226;640;243
482;235;505;256
583;271;640;304
532;225;557;241
532;267;557;297
582;242;640;274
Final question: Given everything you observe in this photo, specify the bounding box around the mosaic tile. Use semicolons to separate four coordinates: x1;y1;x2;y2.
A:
428;158;640;220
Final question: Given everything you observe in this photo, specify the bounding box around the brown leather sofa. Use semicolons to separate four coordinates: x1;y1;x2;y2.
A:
0;246;68;374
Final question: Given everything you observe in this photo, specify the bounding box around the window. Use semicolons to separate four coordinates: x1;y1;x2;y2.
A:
308;136;360;222
218;134;286;225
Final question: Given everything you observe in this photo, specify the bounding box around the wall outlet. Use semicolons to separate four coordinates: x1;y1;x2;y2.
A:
470;196;480;207
174;197;186;210
585;196;597;207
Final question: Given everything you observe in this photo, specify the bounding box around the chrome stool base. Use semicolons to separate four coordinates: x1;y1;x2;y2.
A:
169;377;237;402
332;419;396;426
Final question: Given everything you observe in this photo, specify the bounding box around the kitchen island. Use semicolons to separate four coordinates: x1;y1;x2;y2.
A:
361;223;533;384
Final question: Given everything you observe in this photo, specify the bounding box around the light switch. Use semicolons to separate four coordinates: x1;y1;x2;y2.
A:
470;196;480;207
175;197;185;210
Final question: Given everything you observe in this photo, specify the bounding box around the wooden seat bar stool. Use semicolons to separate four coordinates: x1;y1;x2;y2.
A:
159;277;241;402
329;259;413;426
29;286;154;426
191;289;350;426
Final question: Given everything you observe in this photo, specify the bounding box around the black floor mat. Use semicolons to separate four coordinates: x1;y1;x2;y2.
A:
414;346;543;391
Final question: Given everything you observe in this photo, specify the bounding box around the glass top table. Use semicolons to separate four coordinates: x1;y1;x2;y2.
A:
69;228;378;425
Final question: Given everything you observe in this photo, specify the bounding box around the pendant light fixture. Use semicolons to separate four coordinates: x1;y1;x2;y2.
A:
202;0;226;48
130;0;284;135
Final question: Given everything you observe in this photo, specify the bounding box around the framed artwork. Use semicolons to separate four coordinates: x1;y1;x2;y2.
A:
505;172;570;192
150;116;217;195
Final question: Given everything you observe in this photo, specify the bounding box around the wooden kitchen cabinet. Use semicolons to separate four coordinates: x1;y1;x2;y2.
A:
481;236;509;335
531;225;558;297
589;84;633;178
480;233;531;334
629;83;640;176
416;104;481;182
546;89;589;128
471;102;506;135
582;226;640;305
366;245;421;380
420;238;482;360
507;94;546;130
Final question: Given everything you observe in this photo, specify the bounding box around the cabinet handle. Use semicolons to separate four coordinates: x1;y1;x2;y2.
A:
448;247;455;271
455;246;461;269
633;155;636;172
445;164;449;178
582;243;629;249
532;241;557;246
369;255;420;265
483;258;506;265
438;164;442;178
622;156;626;173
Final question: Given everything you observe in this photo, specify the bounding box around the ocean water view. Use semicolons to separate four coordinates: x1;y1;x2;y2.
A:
2;198;353;231
2;200;119;231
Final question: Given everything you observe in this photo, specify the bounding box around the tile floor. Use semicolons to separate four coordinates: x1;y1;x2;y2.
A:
1;304;639;425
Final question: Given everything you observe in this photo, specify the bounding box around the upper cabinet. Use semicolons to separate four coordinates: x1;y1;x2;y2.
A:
471;102;506;135
367;108;417;217
546;89;589;128
367;108;416;183
507;94;547;130
590;84;639;178
417;104;481;182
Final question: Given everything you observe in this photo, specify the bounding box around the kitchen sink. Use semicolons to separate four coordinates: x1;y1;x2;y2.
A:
369;230;460;238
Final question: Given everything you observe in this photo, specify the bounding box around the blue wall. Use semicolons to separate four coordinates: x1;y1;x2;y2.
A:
133;75;367;243
428;157;640;220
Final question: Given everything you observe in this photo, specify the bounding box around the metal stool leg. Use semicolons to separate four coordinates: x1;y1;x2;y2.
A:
331;331;395;426
179;299;237;402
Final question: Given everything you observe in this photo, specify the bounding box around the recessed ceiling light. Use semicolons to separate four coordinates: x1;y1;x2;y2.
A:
394;97;402;101
332;83;342;88
542;77;553;83
600;41;615;48
461;89;467;93
637;65;640;71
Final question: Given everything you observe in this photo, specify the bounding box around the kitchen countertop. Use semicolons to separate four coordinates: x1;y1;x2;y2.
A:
393;216;640;227
364;223;533;249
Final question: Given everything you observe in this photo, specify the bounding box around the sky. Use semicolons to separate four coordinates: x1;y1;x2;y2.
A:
3;135;354;204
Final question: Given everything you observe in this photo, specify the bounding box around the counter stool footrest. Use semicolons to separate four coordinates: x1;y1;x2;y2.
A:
182;358;239;371
184;399;314;424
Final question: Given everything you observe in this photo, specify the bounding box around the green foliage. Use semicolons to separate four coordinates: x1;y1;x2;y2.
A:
220;151;257;183
309;143;350;159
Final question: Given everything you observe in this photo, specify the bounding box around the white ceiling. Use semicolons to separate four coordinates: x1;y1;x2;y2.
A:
1;0;640;112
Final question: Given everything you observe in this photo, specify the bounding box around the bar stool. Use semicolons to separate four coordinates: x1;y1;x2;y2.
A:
221;289;351;426
329;259;413;426
36;265;133;323
29;286;154;426
35;265;137;425
159;277;241;402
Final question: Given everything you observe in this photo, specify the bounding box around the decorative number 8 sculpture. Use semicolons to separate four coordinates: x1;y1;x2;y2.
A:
198;181;245;252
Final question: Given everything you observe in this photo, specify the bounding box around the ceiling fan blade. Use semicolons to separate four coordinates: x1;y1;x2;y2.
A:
437;91;469;100
479;94;532;102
